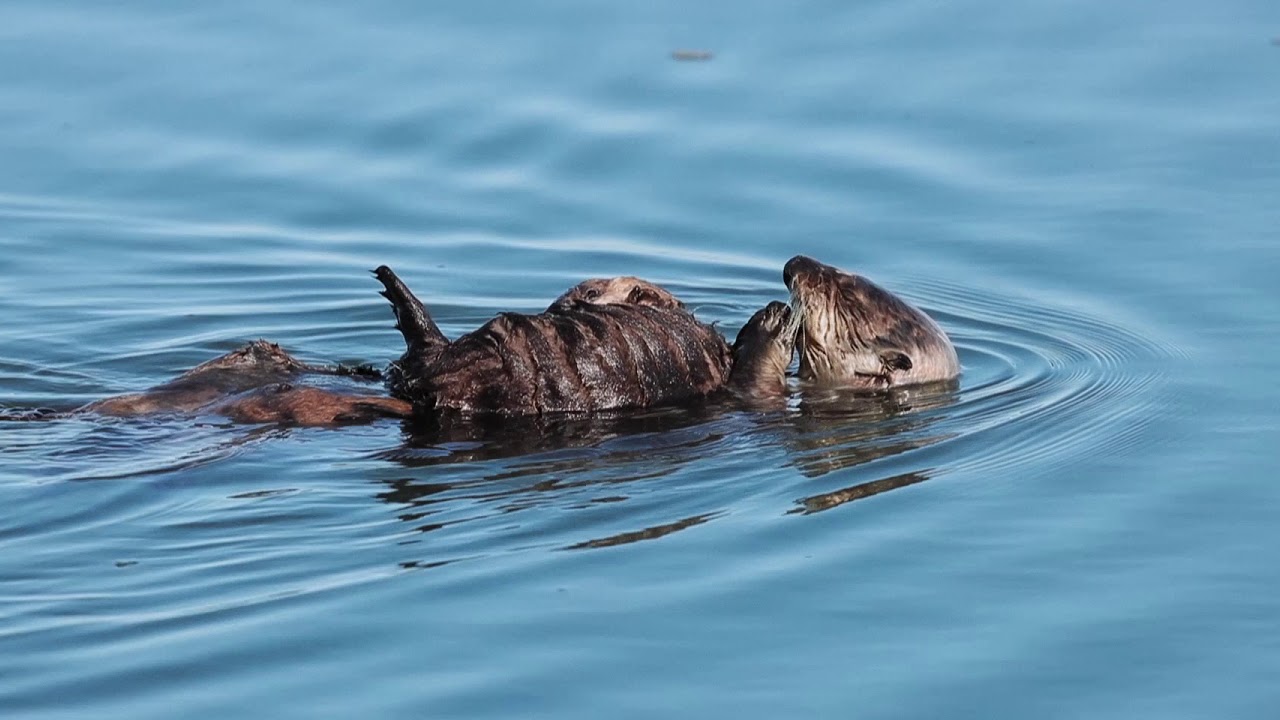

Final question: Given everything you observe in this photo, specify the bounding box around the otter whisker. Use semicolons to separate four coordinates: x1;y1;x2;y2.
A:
784;286;806;341
782;310;804;350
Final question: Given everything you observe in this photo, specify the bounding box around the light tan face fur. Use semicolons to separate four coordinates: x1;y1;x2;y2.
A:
550;277;685;311
784;255;959;389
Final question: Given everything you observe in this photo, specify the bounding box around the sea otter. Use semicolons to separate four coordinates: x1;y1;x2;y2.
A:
80;340;411;425
374;267;793;415
783;255;959;389
548;276;685;311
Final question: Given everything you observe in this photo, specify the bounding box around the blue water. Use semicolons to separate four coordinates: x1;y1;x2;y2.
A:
2;1;1278;717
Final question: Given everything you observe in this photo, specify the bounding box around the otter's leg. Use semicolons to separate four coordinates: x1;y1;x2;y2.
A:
372;266;449;355
212;384;413;426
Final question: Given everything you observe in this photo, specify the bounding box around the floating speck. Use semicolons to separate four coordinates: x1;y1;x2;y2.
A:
671;49;714;62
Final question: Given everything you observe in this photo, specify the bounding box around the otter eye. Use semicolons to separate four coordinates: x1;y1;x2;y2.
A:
583;288;601;301
881;351;913;371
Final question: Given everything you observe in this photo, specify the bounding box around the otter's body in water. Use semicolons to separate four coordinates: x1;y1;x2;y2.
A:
375;267;791;415
784;255;959;389
81;341;412;425
8;274;791;427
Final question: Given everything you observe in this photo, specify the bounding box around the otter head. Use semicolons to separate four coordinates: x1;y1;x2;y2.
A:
725;301;797;401
186;340;308;376
549;277;685;311
783;255;959;389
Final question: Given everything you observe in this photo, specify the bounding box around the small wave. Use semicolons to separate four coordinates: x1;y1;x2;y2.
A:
899;278;1181;478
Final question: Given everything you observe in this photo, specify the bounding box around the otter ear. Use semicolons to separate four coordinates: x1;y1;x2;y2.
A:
881;351;913;372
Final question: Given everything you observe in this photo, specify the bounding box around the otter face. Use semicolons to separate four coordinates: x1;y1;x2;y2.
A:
726;301;798;401
783;255;959;389
549;277;685;311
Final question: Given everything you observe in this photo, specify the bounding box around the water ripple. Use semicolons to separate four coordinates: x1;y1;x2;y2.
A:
918;279;1179;477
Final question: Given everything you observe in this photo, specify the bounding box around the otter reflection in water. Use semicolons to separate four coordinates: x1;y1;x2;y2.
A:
382;386;954;477
778;387;957;513
785;384;958;478
376;381;958;559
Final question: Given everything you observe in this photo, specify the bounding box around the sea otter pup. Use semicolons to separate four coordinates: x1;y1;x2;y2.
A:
374;267;793;415
548;276;685;311
81;340;411;425
783;255;959;389
559;278;795;404
556;276;794;402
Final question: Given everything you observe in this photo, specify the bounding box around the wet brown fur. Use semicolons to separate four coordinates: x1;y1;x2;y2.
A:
211;384;412;425
784;255;959;390
377;267;747;415
724;301;796;403
548;276;685;312
82;340;411;425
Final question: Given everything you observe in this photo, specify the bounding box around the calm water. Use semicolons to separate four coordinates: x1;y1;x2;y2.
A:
2;1;1278;718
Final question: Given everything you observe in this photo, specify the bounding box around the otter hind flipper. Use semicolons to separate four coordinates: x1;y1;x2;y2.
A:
373;266;448;353
333;400;414;424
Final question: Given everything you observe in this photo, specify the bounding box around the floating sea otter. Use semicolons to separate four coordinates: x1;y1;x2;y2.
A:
783;255;959;389
64;279;691;426
80;341;412;425
375;267;794;414
3;273;795;427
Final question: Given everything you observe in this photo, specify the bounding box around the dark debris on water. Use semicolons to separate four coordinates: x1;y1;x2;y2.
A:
671;49;714;62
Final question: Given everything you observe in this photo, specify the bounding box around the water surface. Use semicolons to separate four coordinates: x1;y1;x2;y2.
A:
2;1;1278;718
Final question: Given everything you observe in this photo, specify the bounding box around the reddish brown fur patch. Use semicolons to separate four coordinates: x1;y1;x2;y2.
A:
212;385;412;425
83;341;407;426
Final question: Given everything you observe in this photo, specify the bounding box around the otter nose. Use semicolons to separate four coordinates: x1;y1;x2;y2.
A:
783;255;821;289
